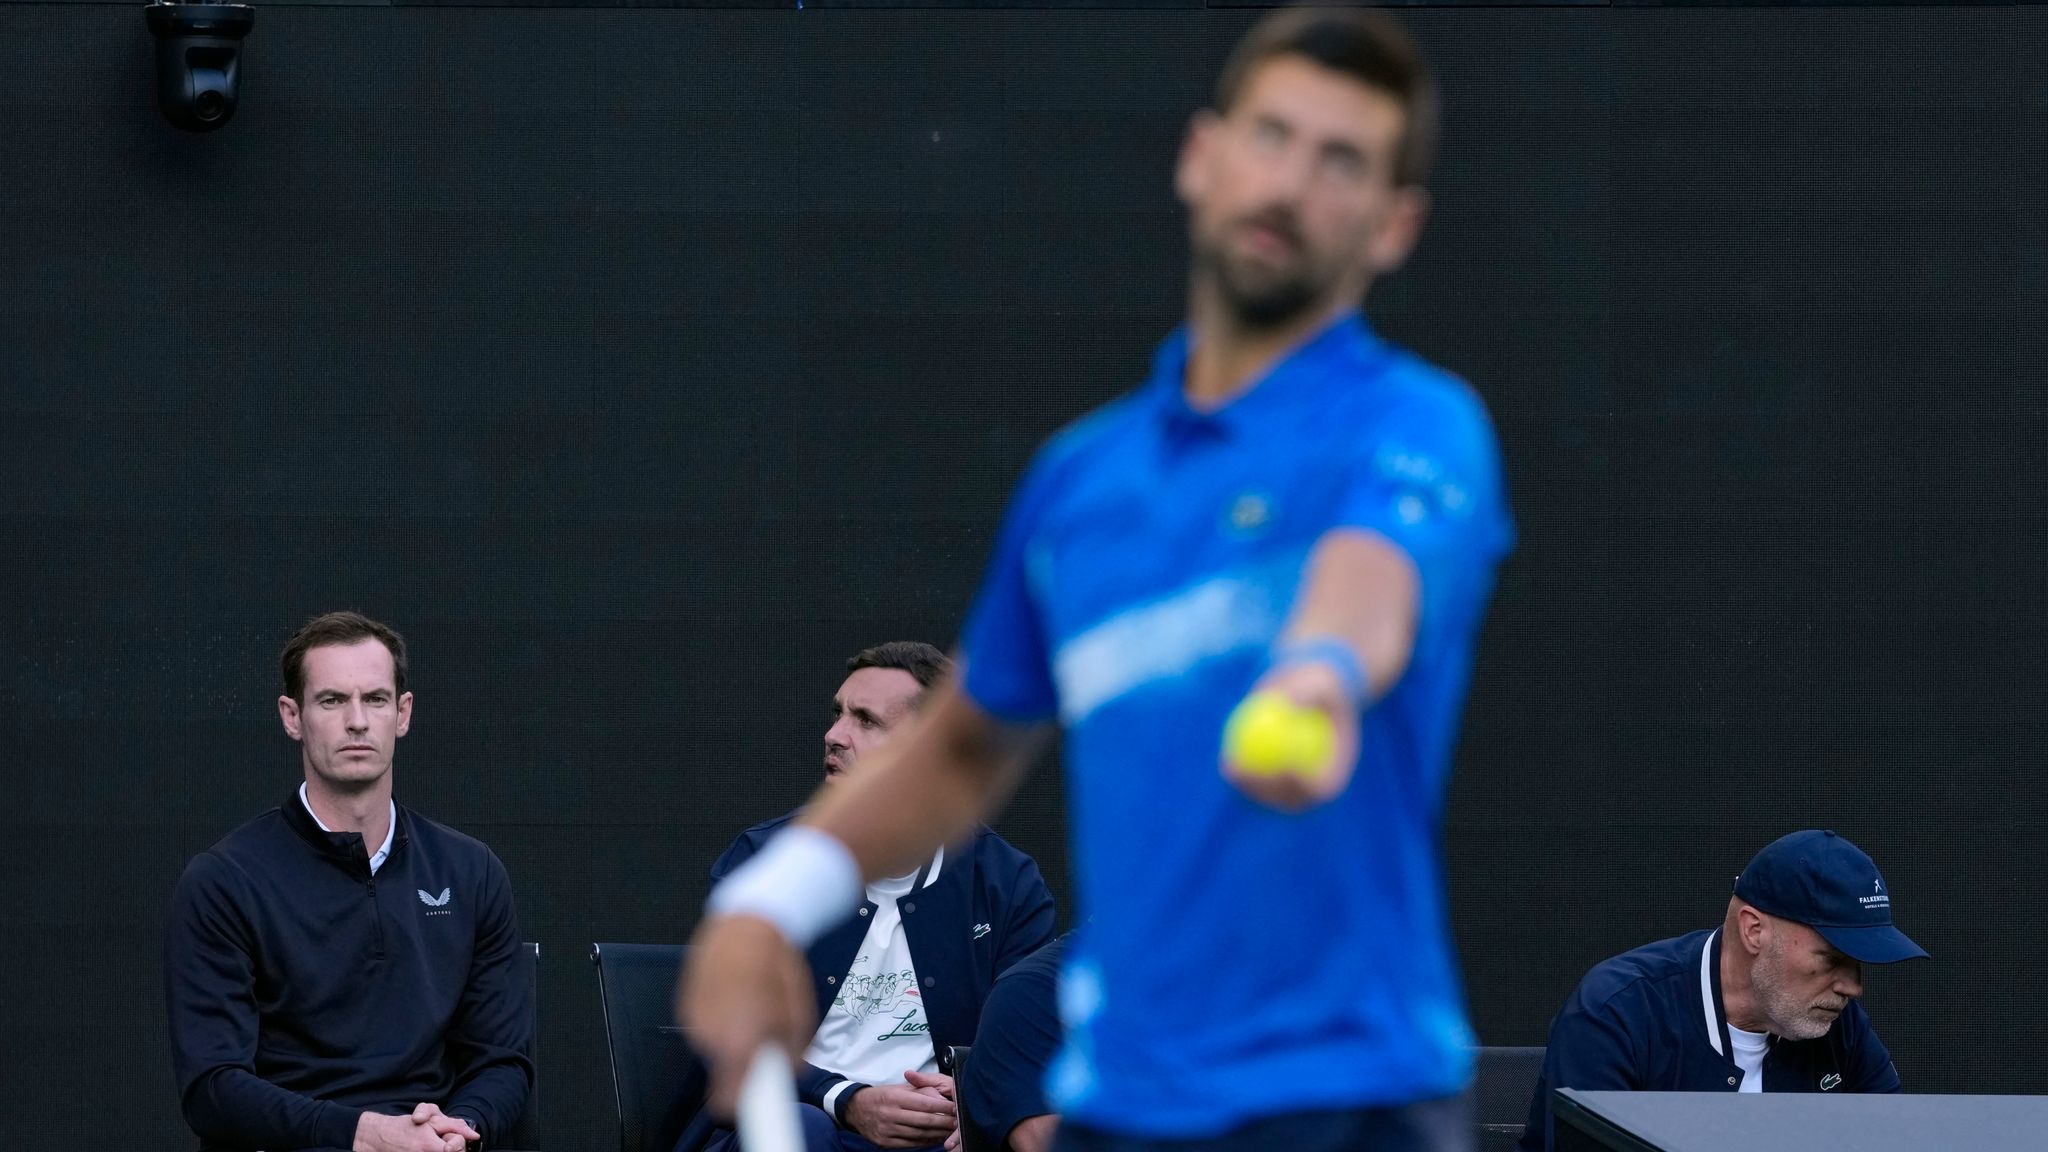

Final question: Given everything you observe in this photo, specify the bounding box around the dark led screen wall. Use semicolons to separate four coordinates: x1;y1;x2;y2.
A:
1;4;2043;1149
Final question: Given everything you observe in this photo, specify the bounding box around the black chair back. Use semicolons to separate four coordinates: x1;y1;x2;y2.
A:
499;941;543;1150
942;1046;1000;1152
593;943;704;1152
1474;1045;1545;1152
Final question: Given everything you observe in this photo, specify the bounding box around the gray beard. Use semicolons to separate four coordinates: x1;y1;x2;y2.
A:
1752;956;1837;1041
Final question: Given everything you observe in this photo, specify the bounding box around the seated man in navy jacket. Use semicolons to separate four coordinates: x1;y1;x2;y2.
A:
692;643;1057;1152
1519;829;1928;1151
164;612;533;1152
956;932;1070;1152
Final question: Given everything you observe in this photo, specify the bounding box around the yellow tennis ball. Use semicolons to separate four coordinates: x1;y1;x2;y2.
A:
1222;691;1335;779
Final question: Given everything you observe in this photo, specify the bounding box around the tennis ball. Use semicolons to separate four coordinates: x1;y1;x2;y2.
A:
1222;691;1335;779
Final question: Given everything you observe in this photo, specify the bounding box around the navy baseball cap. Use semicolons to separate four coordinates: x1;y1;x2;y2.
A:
1734;830;1929;964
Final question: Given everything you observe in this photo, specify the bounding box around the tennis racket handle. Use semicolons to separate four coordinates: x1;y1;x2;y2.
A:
737;1043;805;1152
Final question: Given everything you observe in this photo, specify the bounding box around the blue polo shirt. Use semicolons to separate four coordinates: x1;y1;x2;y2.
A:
958;310;1514;1137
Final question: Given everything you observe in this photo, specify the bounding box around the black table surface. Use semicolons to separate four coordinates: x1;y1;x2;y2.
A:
1554;1089;2048;1152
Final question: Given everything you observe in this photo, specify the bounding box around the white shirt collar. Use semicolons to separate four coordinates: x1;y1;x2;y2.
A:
299;783;398;875
867;845;946;901
1699;927;1725;1056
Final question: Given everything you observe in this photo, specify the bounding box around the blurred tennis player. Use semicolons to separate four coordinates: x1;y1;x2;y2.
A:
684;9;1513;1152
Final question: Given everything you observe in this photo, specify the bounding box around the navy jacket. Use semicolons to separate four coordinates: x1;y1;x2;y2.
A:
960;933;1069;1150
164;793;533;1152
711;811;1056;1112
1519;927;1900;1151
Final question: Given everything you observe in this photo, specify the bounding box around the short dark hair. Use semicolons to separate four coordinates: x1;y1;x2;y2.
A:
846;641;952;693
1213;6;1439;188
280;611;409;703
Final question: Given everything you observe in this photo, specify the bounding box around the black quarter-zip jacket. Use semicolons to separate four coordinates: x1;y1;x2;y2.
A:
164;791;532;1151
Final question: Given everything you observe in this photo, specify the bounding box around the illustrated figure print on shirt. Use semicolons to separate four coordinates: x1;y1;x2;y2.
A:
805;863;941;1080
836;958;919;1027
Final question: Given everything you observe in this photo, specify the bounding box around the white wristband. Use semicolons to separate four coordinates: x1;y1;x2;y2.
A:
706;825;864;949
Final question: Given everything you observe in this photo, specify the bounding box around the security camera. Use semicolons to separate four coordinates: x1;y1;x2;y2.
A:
145;2;254;132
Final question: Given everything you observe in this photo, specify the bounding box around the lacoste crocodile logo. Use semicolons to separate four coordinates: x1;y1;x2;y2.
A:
418;887;451;907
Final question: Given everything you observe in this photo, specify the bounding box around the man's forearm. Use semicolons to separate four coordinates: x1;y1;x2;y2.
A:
798;1060;849;1112
799;679;1038;882
1280;530;1420;699
445;1059;532;1147
1008;1114;1059;1152
184;1065;363;1152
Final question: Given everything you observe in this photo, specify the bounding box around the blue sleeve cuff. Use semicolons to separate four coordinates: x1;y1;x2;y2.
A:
1269;638;1368;701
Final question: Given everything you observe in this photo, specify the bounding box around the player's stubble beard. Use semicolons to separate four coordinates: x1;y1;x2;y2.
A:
1195;204;1347;330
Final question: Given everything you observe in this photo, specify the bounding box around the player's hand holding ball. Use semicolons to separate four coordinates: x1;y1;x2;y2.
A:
1220;656;1359;812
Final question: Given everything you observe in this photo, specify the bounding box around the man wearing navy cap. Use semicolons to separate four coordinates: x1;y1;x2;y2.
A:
1517;830;1929;1152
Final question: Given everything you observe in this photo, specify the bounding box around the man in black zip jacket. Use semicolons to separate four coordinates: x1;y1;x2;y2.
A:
165;612;533;1152
1518;830;1928;1152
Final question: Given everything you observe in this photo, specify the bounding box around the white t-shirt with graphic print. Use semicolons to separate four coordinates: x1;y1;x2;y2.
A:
805;867;941;1102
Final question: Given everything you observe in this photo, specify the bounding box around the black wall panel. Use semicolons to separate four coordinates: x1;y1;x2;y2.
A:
1;6;2043;1150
